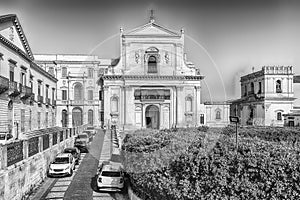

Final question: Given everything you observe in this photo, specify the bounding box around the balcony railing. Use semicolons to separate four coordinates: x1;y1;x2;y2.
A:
52;99;56;106
46;98;51;105
25;86;32;97
70;100;84;105
0;75;9;94
19;83;26;93
9;81;20;96
276;89;282;93
30;93;35;104
37;95;43;104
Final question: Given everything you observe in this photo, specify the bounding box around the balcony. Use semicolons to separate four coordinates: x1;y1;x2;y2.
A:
52;99;56;107
37;95;43;104
276;89;282;93
46;98;51;106
0;75;9;94
30;93;35;105
8;81;20;97
20;84;32;99
70;100;84;105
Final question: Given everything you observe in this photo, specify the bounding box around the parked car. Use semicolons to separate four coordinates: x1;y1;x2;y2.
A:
76;133;90;143
82;130;93;142
74;140;89;153
86;126;96;135
97;162;125;192
63;147;80;164
0;132;13;144
48;153;76;177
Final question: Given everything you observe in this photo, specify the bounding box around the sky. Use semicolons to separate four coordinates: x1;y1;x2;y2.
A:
1;0;300;102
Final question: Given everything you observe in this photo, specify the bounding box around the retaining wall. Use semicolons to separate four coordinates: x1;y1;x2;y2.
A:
0;127;80;200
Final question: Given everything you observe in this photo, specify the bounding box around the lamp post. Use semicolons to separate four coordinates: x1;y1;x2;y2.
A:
229;116;239;155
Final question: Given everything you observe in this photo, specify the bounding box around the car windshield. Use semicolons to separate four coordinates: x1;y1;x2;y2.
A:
64;149;75;153
77;135;87;139
87;127;93;130
54;157;69;164
101;171;121;177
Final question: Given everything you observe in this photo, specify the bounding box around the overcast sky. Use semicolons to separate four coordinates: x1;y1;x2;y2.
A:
1;0;300;102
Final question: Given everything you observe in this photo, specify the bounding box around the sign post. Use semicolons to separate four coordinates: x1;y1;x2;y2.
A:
229;116;239;155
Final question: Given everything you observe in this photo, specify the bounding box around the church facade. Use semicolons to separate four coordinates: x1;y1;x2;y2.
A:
100;18;205;130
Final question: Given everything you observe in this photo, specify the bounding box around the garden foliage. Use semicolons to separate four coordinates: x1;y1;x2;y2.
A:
122;126;300;200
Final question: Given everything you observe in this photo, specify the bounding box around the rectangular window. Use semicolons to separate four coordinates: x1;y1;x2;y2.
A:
45;85;49;100
21;109;25;132
88;90;93;100
37;112;41;129
99;90;103;100
61;67;67;78
10;70;14;82
48;67;54;75
45;112;48;127
200;114;205;124
38;82;41;96
20;72;26;86
88;68;93;78
52;88;55;102
29;110;32;130
258;82;262;94
62;90;67;100
52;112;55;127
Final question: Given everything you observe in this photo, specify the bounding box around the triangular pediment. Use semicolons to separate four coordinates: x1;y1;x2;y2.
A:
124;22;180;37
0;14;34;60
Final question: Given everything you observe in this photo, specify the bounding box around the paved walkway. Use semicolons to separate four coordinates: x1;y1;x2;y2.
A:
64;130;106;200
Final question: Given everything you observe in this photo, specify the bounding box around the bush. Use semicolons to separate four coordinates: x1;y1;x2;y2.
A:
123;127;300;200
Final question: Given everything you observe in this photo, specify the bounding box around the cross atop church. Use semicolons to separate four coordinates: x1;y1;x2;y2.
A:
150;9;155;23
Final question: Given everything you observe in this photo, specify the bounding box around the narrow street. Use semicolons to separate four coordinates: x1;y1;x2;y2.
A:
27;129;129;200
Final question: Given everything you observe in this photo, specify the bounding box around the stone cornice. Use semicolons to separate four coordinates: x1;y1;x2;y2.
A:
0;34;32;62
102;75;204;80
30;62;58;82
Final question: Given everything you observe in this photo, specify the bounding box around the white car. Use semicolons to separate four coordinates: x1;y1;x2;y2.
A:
97;162;125;192
48;153;76;177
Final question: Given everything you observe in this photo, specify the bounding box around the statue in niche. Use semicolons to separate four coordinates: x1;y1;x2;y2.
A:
165;52;169;64
135;52;140;64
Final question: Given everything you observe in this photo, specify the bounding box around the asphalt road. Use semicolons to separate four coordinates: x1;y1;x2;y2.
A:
27;129;129;200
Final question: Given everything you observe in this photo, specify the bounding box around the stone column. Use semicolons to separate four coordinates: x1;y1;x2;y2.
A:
195;86;201;126
103;85;109;128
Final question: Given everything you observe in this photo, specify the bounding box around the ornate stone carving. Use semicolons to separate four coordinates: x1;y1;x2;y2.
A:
165;52;169;64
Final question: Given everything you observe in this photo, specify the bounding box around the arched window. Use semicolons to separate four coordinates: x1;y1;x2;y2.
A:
186;97;193;112
277;112;282;121
74;83;83;100
216;110;221;119
62;109;68;127
148;56;157;73
111;96;119;113
88;109;93;125
244;85;247;96
276;80;282;93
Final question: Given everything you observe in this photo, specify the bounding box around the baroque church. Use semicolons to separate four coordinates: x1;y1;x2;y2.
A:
100;17;206;130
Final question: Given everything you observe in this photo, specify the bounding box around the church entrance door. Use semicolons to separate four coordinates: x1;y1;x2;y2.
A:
145;105;159;129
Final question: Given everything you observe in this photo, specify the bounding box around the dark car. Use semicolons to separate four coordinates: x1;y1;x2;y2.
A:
74;140;89;153
63;147;81;164
86;126;96;135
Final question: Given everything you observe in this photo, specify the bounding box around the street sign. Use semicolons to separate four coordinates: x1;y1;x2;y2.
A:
230;116;239;123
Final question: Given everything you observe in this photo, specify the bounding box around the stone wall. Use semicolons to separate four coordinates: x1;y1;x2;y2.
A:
0;127;81;200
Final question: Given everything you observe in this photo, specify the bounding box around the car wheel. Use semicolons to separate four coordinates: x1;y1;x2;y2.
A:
69;169;73;176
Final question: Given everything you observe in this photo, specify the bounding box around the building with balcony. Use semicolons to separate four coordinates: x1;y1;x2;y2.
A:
34;54;110;128
0;14;57;141
230;66;295;126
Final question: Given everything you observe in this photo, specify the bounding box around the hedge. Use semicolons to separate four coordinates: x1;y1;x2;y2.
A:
122;127;300;200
